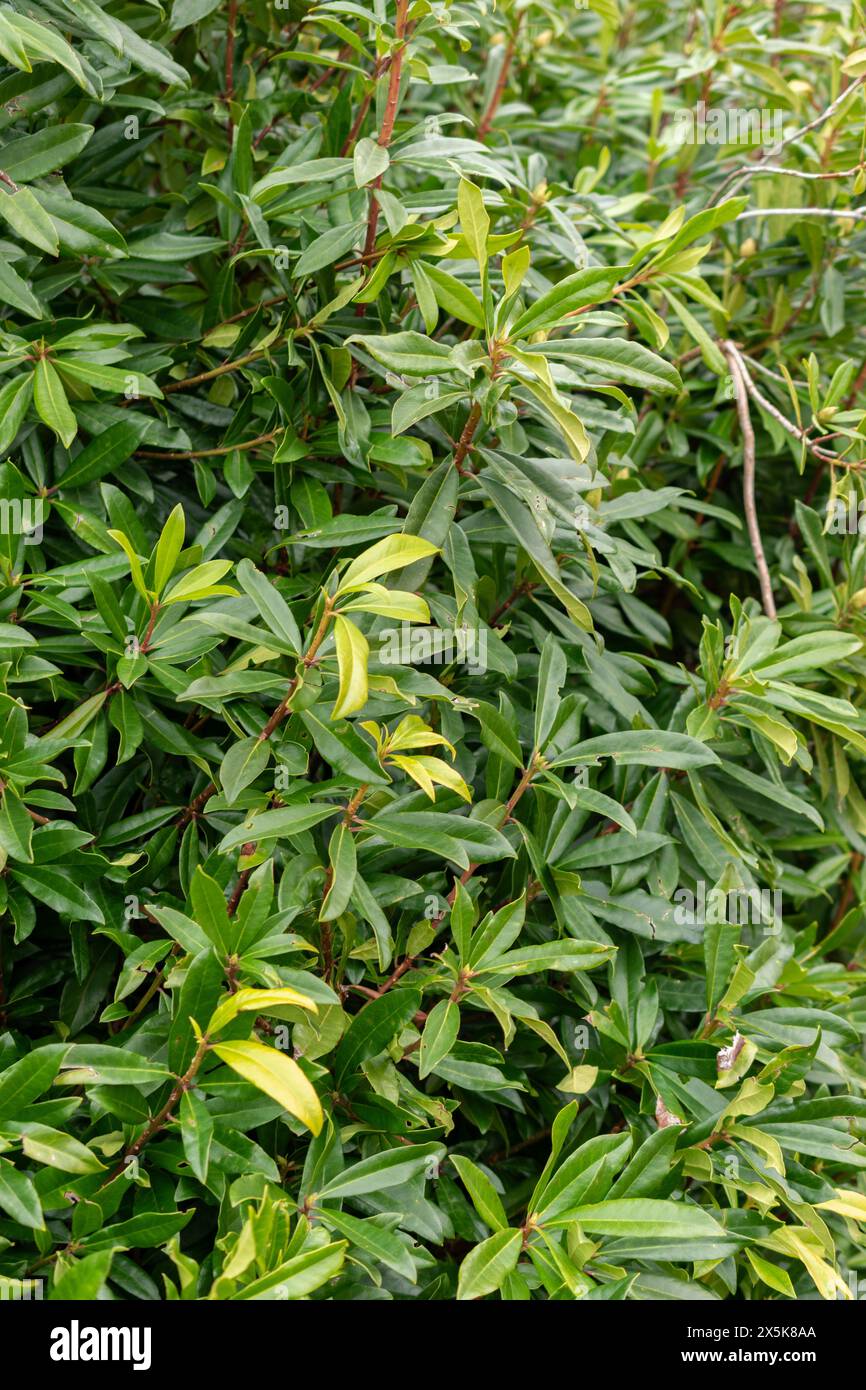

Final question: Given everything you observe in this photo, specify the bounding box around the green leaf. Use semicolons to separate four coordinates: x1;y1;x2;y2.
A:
80;1211;193;1253
317;1142;444;1199
353;136;389;187
0;1046;69;1120
58;1046;170;1086
483;940;615;977
418;261;485;328
456;1229;521;1300
0;186;59;254
346;332;455;377
319;821;358;922
10;865;103;923
54;422;142;491
566;1199;725;1238
0;261;43;318
534;634;567;751
49;1249;113;1300
233;1243;346;1300
531;338;682;393
704;918;739;1014
418;998;460;1078
509;266;623;337
450;1154;508;1231
0;787;33;862
0;1159;43;1229
334;989;421;1085
235;559;302;654
217;802;339;854
179;1088;213;1183
21;1124;105;1174
457;178;490;266
296;221;365;276
219;735;271;805
318;1209;415;1280
33;359;76;446
553;730;720;771
1;124;93;182
367;812;516;869
0;373;34;450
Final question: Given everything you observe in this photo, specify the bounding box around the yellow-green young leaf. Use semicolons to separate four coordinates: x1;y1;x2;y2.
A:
842;46;866;75
340;584;430;622
163;560;236;605
816;1189;866;1222
764;1226;850;1301
457;178;490;267
153;504;186;596
386;715;456;755
107;529;151;601
506;342;556;392
715;1077;774;1128
337;534;439;593
731;1124;784;1176
745;1249;796;1298
210;1040;323;1135
456;1228;521;1300
232;1242;347;1300
49;1249;115;1300
555;1064;599;1094
207;986;318;1036
744;711;798;763
502;245;530;298
522;378;589;463
518;1016;570;1067
388;754;471;803
332;614;369;718
33;359;76;447
0;12;31;70
385;754;440;801
202;323;241;348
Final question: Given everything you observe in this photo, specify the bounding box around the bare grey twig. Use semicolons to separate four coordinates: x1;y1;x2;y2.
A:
709;77;865;206
721;343;778;619
735;206;866;220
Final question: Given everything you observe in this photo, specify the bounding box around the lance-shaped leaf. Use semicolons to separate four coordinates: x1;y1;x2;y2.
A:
211;1040;323;1135
331;614;369;718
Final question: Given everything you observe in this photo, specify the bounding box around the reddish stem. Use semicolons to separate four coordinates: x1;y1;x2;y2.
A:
453;402;482;472
225;0;238;138
477;15;524;143
357;0;410;312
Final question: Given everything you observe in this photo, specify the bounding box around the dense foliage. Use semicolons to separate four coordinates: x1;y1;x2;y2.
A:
0;0;865;1304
